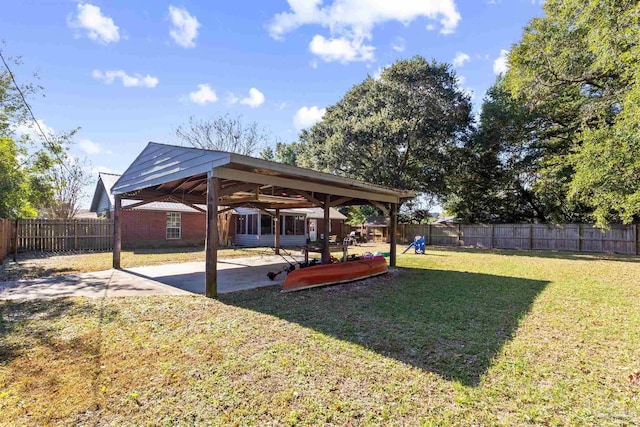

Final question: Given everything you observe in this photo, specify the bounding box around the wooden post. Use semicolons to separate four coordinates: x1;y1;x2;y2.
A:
205;174;219;298
74;220;79;251
13;219;18;262
112;196;122;268
274;209;280;255
457;223;462;246
322;195;331;264
390;203;397;267
577;224;582;252
634;224;638;256
490;223;495;249
427;224;432;246
529;223;533;250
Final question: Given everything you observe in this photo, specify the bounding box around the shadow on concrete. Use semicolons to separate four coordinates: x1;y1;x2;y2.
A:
220;267;548;386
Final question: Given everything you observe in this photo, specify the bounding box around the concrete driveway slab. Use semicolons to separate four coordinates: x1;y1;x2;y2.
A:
0;255;301;300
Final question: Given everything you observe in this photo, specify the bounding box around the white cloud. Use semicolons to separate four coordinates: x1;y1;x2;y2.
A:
392;37;406;52
68;3;120;44
426;23;436;31
453;51;470;67
92;70;159;88
168;5;200;48
269;0;460;63
13;119;55;140
78;139;112;155
493;49;509;75
309;35;374;63
269;0;461;39
372;63;390;80
293;106;326;131
189;84;218;105
229;88;265;108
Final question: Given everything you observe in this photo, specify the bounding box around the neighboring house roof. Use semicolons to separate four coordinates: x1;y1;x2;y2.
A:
90;172;207;214
364;216;389;227
75;209;98;219
235;207;346;219
292;207;347;220
433;215;459;224
90;172;121;214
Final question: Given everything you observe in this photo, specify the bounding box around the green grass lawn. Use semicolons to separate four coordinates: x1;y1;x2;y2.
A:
1;248;639;425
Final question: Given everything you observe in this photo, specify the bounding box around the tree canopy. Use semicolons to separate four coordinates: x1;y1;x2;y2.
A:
0;52;89;219
444;0;640;224
298;56;472;197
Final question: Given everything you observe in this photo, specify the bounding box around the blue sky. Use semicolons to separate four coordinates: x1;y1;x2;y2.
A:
2;0;544;201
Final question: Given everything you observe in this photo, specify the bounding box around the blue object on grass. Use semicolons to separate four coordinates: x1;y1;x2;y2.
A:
402;236;426;254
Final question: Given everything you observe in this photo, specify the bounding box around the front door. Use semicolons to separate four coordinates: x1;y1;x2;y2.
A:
309;219;317;241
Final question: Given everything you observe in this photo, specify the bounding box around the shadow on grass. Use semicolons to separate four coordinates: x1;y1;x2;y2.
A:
431;245;640;263
221;268;548;386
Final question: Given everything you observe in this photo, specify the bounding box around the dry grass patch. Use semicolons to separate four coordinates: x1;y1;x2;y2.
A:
1;248;639;425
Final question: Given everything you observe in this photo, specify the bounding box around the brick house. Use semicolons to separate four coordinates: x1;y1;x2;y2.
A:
90;172;346;249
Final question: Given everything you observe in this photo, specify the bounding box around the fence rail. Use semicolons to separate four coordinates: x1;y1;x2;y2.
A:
395;223;639;255
13;218;113;254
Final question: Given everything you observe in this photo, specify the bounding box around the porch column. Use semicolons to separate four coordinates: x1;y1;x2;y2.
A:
205;174;219;298
390;202;397;267
322;195;330;264
112;195;121;269
274;209;280;255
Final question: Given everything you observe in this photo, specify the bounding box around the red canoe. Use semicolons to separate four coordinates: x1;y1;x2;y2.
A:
282;257;388;292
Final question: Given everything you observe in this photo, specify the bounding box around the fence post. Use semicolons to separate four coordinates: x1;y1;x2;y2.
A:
457;223;462;246
427;224;432;246
13;220;19;262
529;223;533;250
577;224;583;252
74;220;78;251
634;224;638;256
490;224;494;249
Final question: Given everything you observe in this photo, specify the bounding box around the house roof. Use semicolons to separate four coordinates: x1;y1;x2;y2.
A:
112;142;414;209
235;206;347;220
364;216;389;227
90;171;207;213
89;172;121;213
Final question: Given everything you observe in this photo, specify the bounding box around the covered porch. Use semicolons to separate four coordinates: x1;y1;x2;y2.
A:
111;142;414;297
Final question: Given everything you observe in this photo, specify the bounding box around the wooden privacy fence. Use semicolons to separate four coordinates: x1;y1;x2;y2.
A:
395;223;639;255
0;219;12;261
15;219;113;253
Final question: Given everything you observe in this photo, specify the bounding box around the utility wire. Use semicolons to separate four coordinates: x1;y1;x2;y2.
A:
0;49;72;173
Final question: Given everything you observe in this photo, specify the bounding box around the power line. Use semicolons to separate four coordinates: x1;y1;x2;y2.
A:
0;49;71;173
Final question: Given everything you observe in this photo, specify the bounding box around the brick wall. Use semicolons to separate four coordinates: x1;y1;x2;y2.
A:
120;210;206;249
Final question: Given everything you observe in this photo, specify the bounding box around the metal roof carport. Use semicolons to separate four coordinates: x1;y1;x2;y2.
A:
112;142;415;297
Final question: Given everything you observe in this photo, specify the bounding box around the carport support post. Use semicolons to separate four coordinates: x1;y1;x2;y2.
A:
205;174;219;298
113;195;121;269
390;202;397;267
274;209;280;255
322;195;330;264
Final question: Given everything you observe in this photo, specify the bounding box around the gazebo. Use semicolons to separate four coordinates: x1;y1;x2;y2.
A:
112;142;414;297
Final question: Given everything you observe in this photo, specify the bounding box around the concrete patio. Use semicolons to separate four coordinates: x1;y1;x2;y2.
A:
0;255;301;300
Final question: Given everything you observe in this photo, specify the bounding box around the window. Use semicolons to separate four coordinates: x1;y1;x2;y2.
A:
280;214;306;235
166;212;181;239
236;215;246;235
247;214;258;235
283;215;295;235
294;215;305;235
236;214;258;235
261;214;273;235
